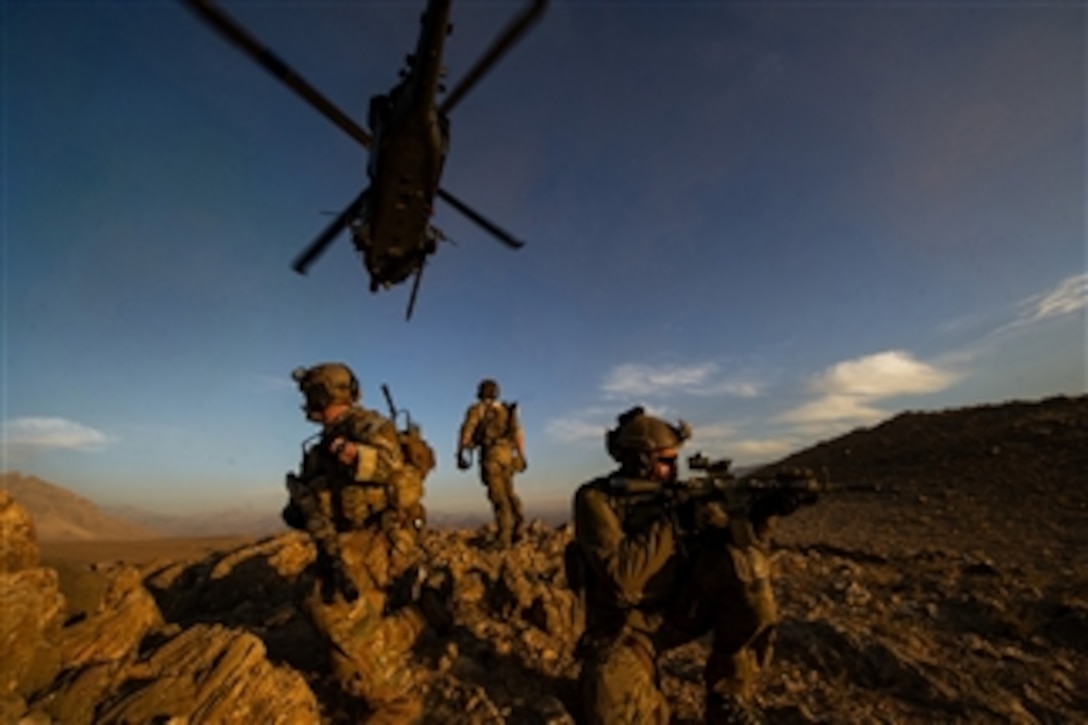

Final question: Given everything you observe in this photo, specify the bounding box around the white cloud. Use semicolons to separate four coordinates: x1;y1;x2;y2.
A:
1015;273;1086;325
777;394;887;425
812;350;958;398
984;273;1087;339
545;403;675;444
601;362;764;399
686;422;738;452
728;438;799;461
1;417;115;450
685;421;797;465
779;350;959;426
545;416;606;444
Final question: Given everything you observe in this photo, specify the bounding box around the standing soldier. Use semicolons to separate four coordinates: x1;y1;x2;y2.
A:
283;362;444;724
456;378;527;548
568;406;802;725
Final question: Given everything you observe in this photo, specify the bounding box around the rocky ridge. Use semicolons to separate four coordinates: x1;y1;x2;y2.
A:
3;394;1086;723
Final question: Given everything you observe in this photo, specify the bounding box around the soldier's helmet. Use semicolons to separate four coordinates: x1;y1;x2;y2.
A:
477;378;500;401
606;406;692;463
293;363;361;412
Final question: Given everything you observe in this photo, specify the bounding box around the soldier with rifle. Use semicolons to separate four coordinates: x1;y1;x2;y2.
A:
567;407;829;725
283;362;445;723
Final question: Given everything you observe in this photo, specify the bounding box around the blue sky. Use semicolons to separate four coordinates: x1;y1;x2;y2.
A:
3;1;1084;518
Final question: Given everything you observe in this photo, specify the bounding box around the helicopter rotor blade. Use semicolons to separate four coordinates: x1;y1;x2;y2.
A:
181;0;372;148
292;188;369;274
405;261;426;321
438;0;548;115
436;187;525;250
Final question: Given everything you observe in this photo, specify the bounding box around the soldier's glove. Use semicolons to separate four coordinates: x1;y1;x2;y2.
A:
318;555;360;605
515;455;528;473
456;450;472;470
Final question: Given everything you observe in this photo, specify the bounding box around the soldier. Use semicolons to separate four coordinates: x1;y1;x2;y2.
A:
283;362;443;724
456;378;528;548
569;407;798;725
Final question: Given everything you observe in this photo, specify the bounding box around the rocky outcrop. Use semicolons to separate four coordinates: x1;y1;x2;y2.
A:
1;494;321;724
32;625;319;725
1;489;41;571
0;492;67;717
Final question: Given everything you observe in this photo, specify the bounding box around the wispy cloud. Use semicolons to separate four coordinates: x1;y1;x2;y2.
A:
250;373;298;392
686;422;738;452
777;394;888;426
728;437;799;461
1;417;115;450
601;362;763;399
545;416;606;444
544;403;673;445
779;350;959;426
1007;273;1086;330
685;422;797;464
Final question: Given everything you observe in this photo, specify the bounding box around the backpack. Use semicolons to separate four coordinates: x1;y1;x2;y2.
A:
478;401;518;446
399;424;436;476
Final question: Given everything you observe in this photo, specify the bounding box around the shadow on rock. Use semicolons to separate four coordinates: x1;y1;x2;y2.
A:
143;532;325;674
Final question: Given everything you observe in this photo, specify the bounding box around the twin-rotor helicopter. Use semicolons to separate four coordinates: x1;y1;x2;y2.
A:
183;0;547;319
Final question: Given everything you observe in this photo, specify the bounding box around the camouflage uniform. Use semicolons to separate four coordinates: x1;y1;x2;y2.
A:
457;379;526;548
285;364;433;724
570;409;777;725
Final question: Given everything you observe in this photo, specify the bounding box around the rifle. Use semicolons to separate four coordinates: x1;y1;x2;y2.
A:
610;452;885;537
686;452;885;498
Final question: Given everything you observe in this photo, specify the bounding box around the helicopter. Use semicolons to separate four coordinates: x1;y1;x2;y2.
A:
182;0;548;319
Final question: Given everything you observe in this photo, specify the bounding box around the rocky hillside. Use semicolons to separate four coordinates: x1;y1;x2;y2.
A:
3;395;1086;723
1;472;160;541
768;394;1088;575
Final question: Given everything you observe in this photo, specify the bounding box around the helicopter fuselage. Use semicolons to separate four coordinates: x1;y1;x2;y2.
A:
355;0;453;288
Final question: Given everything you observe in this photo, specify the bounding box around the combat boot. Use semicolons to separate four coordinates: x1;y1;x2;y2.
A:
706;692;766;725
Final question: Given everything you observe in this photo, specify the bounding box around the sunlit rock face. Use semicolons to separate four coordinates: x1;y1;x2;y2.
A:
1;490;66;716
1;490;41;573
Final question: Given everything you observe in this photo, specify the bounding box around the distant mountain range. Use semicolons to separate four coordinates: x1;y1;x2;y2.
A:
1;472;160;541
102;503;287;539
